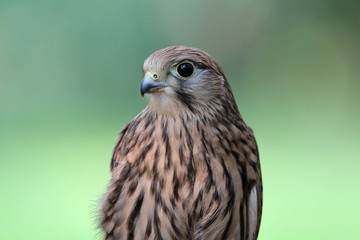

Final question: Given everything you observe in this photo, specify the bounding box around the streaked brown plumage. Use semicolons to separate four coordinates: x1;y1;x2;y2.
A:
100;46;262;240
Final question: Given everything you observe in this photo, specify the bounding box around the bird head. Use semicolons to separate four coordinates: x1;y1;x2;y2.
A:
141;46;237;117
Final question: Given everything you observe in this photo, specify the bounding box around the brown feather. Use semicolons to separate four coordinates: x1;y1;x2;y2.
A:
100;46;262;240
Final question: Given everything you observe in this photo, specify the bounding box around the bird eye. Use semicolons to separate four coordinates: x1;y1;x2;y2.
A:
176;62;195;78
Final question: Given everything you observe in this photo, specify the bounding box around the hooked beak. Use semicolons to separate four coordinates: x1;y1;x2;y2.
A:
140;74;169;97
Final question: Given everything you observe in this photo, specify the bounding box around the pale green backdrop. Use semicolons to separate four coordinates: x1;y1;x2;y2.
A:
0;0;359;239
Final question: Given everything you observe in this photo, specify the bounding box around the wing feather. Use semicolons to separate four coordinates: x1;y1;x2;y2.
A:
244;128;263;240
110;123;130;171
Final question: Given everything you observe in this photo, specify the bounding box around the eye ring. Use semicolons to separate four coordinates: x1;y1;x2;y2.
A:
176;61;195;79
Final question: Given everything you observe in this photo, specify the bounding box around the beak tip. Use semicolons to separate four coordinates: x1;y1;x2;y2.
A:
140;86;145;97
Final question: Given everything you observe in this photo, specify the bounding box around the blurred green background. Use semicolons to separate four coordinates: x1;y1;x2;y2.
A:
1;0;359;239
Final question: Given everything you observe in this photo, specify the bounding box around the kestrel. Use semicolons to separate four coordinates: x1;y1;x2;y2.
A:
100;46;262;240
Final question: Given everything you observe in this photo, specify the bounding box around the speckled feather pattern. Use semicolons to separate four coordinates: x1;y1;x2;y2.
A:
100;46;262;240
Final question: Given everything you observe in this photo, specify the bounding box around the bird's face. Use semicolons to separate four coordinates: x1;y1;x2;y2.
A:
141;46;229;116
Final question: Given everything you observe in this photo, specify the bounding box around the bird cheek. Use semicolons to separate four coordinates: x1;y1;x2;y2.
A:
168;75;182;88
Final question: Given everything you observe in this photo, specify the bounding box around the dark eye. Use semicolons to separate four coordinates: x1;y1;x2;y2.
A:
177;62;194;78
